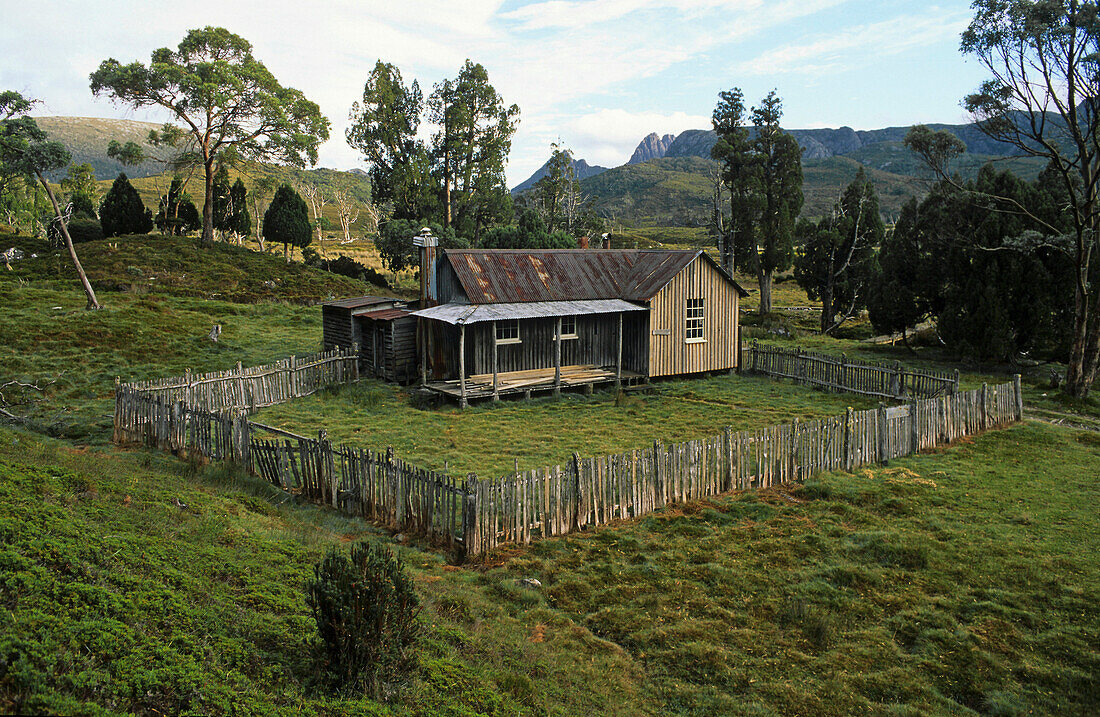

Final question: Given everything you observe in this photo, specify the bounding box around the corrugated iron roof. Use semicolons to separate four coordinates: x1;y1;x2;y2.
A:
443;249;747;304
322;296;398;310
358;308;412;321
411;299;647;325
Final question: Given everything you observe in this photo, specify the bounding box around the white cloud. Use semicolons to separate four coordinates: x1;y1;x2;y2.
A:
563;109;711;164
733;13;969;76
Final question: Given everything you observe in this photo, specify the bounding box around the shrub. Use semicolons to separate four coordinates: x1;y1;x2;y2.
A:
306;541;420;698
67;218;104;243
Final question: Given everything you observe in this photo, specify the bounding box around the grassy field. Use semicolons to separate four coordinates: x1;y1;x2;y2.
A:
3;416;1096;714
2;229;1099;715
253;375;880;478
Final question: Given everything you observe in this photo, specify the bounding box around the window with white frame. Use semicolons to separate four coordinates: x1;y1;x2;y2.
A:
686;298;705;341
495;319;520;344
560;315;578;339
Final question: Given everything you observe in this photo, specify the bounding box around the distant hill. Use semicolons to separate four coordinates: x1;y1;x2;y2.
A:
29;116;377;237
511;156;608;194
580;151;1047;226
33;116;166;181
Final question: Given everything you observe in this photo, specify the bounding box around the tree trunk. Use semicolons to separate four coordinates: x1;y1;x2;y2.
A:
820;285;833;334
200;158;215;246
36;171;100;310
758;270;772;314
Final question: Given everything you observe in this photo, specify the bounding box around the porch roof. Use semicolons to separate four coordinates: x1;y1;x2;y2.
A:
410;298;647;325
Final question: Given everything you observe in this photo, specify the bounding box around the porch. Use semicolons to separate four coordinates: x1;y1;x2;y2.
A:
423;364;647;403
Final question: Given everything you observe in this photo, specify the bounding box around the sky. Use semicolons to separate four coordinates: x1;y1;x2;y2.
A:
0;0;988;188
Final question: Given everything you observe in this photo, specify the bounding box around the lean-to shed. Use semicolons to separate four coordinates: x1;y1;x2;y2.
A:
321;296;417;383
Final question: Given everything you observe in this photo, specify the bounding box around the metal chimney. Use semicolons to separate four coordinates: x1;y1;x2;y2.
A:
412;227;439;307
601;232;611;250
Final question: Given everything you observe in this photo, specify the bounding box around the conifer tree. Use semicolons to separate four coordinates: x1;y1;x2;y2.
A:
263;183;310;261
99;172;153;237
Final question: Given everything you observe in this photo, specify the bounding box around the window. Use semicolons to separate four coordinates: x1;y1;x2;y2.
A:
560;315;578;339
495;319;520;345
686;298;705;342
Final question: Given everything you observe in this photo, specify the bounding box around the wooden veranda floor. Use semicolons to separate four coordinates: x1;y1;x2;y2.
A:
424;364;646;402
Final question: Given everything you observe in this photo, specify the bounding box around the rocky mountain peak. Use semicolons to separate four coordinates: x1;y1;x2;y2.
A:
628;132;676;164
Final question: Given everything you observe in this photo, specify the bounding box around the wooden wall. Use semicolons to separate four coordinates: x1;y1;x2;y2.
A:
322;305;359;352
647;255;739;377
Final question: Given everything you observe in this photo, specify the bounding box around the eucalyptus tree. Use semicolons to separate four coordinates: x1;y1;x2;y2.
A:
905;0;1100;396
795;168;884;334
347;61;431;220
710;87;760;275
90;27;330;247
0;91;99;309
428;60;519;238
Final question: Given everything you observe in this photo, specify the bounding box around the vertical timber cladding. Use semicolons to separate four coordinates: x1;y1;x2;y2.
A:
647;255;739;377
466;312;649;375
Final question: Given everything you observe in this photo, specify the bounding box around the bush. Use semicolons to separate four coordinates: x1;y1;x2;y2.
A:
66;218;104;243
306;541;420;698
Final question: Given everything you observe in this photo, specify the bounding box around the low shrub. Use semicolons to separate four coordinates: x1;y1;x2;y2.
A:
305;541;420;698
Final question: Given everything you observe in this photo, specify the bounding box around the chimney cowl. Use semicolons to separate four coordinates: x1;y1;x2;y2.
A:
412;227;438;247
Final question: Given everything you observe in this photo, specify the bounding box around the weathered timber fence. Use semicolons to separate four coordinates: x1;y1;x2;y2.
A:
462;377;1023;556
115;354;1023;558
115;346;359;417
742;341;958;400
113;390;467;550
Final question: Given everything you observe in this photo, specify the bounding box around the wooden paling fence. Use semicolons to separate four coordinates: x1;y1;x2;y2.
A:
742;341;958;400
463;377;1023;556
113;391;468;550
116;346;359;415
115;356;1023;558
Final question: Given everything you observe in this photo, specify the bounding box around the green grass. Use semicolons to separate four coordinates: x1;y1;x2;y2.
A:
0;425;650;715
0;234;372;441
253;375;879;478
3;418;1097;714
481;420;1100;715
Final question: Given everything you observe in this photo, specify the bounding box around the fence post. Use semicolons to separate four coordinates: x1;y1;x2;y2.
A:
877;403;888;465
751;340;758;373
980;383;989;430
290;356;298;399
791;417;800;480
463;474;478;559
724;426;734;490
894;361;904;399
572;452;582;530
909;400;919;456
388;446;401;526
844;407;854;471
652;440;663;507
952;369;960;395
840;354;848;393
352;342;360;382
1014;374;1024;422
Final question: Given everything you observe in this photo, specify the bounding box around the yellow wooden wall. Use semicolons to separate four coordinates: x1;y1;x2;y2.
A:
647;256;740;377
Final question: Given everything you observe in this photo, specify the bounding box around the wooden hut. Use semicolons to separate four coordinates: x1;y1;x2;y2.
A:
411;248;748;405
321;296;417;383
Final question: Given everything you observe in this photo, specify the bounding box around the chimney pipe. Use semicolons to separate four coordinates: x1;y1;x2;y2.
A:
413;227;439;307
601;232;611;250
577;235;589;249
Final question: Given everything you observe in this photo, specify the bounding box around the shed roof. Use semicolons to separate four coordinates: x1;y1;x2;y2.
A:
411;299;646;325
321;296;398;310
443;249;748;304
358;308;413;321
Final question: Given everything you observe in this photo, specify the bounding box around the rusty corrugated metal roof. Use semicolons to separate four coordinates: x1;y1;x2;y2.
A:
358;308;412;321
443;249;746;304
322;296;398;310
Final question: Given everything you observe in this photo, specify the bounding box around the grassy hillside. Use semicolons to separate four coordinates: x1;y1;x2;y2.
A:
34;116;165;180
0;233;382;440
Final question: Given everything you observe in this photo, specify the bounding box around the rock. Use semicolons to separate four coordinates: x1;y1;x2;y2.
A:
516;578;542;589
628;132;676;164
208;324;222;343
263;280;277;288
394;533;407;543
2;247;25;263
